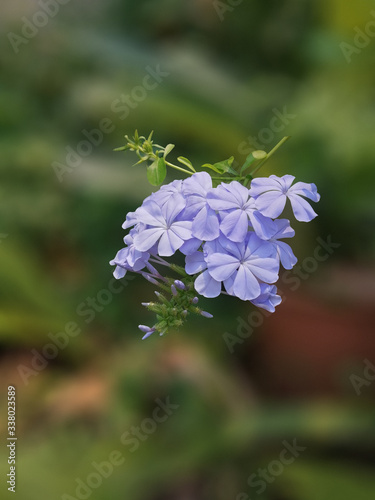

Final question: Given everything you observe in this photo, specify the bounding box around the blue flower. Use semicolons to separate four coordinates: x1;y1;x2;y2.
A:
249;174;320;222
250;284;282;312
207;181;275;242
133;193;192;256
182;172;220;241
109;228;150;278
206;233;279;301
265;219;298;270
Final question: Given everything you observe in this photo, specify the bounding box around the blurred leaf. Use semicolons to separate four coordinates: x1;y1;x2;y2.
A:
284;461;375;500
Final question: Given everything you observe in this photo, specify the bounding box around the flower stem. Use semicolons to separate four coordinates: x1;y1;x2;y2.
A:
250;136;290;176
165;161;194;176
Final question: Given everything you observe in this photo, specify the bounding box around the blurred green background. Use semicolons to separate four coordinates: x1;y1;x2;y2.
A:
1;0;375;499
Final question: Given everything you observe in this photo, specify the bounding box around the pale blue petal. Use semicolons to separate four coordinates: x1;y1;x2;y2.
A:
206;252;239;281
206;186;239;211
158;229;183;256
170;220;193;240
194;270;221;298
182;171;212;197
113;266;127;279
249;211;276;240
192;206;220;241
288;193;318;222
288;181;320;202
136;201;165;226
249;177;281;197
251;284;282;312
255;191;287;218
179;238;202;256
134;228;164;252
122;211;138;229
275;241;297;270
233;265;261;300
226;181;249;206
162;193;186;225
185;251;207;274
220;209;248;242
272;219;295;239
245;256;279;283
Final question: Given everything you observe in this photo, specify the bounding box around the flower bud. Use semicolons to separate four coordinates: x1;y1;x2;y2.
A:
174;280;186;290
201;311;213;319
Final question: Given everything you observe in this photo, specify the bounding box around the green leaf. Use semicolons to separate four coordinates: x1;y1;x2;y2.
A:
202;156;237;176
132;155;149;166
177;156;195;172
163;144;175;158
147;157;167;186
113;145;130;152
201;163;222;174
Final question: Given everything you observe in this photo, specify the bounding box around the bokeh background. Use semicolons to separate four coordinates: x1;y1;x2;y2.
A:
1;0;375;499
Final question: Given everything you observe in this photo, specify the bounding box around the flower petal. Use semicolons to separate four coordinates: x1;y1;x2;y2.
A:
288;181;320;202
179;238;202;256
246;257;279;283
134;228;164;252
158;229;183;256
255;191;287;219
136;201;165;226
170;220;193;240
206;252;239;281
249;211;276;240
192;206;220;241
288;193;318;222
233;265;261;300
275;241;297;270
185;251;207;275
220;209;248;242
194;270;221;298
162;193;186;225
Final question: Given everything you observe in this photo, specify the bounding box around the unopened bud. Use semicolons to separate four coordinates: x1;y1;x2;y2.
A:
201;311;213;319
139;325;152;333
174;280;186;290
142;273;159;285
142;329;156;340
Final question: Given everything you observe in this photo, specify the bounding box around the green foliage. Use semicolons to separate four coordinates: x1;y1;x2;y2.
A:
147;157;167;186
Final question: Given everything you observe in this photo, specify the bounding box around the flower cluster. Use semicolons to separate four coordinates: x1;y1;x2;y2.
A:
110;170;320;339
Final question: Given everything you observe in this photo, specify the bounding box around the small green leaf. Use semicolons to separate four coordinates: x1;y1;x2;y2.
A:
202;156;237;176
201;163;222;174
147;157;167;186
132;156;149;166
163;144;175;158
177;156;196;172
113;145;130;152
